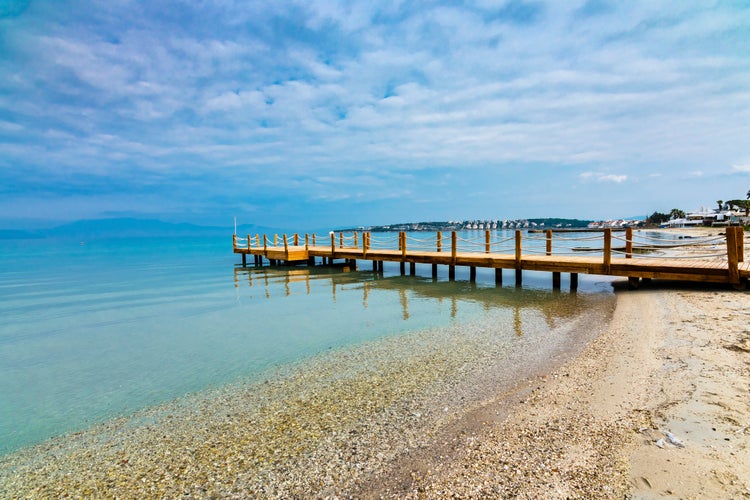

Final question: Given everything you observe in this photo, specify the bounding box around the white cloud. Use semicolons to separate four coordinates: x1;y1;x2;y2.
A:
580;172;628;183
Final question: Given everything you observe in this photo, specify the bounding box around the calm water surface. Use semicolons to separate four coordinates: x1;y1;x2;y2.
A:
0;232;613;455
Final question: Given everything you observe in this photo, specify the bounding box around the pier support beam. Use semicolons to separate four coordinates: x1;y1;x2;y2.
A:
495;268;503;286
515;269;522;287
552;271;561;289
241;253;247;267
469;266;476;282
628;276;640;290
400;261;405;275
432;263;438;279
410;262;416;276
570;273;578;291
378;261;384;273
372;260;377;272
449;265;456;281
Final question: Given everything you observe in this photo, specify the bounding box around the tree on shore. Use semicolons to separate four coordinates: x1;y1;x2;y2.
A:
717;200;724;211
646;211;670;225
727;199;750;216
669;208;686;219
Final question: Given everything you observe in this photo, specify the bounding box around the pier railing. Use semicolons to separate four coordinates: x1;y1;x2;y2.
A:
233;227;747;288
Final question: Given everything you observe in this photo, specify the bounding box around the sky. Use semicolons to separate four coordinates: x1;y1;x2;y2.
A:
1;0;749;230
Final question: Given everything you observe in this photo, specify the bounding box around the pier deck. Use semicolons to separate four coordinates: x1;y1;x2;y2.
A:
233;228;748;289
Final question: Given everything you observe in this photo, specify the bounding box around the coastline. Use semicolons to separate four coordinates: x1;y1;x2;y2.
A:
397;284;749;498
0;288;616;498
1;227;748;497
393;227;750;498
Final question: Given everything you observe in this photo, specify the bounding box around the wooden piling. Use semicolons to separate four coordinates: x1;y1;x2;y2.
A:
603;228;612;274
546;229;552;256
495;268;503;286
515;230;522;286
437;231;442;252
451;231;457;265
485;230;491;253
552;271;560;289
727;227;740;284
625;227;633;259
470;266;476;282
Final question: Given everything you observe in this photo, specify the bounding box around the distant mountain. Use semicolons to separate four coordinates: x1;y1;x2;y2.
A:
39;218;227;239
0;229;43;240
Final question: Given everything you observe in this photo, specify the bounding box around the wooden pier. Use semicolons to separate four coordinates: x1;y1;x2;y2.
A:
233;227;748;289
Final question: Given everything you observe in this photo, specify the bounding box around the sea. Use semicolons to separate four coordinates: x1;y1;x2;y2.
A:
0;230;616;457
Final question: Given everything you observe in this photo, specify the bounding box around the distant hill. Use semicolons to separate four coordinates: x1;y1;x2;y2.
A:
0;229;43;240
41;218;228;239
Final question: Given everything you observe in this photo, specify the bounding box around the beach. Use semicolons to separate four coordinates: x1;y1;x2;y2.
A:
1;229;748;498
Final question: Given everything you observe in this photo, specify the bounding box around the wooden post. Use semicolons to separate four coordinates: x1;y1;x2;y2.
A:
736;226;744;263
432;263;438;278
401;231;407;260
449;265;455;281
410;262;416;275
603;228;612;274
339;232;344;248
570;273;578;291
451;231;457;265
331;232;336;260
372;260;377;272
241;253;246;267
363;232;369;258
233;234;237;249
263;234;268;255
485;230;491;253
495;268;503;286
625;227;633;259
378;261;384;273
546;229;552;256
312;233;317;246
400;261;406;275
353;231;358;248
283;234;289;261
552;272;561;289
437;231;442;252
727;227;740;284
470;266;476;282
292;233;297;246
274;234;278;246
515;230;522;286
305;234;309;251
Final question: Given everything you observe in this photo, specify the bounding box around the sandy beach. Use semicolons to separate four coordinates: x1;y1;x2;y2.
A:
392;228;750;498
1;228;748;498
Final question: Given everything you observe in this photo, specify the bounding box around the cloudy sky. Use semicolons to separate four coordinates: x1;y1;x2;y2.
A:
1;0;749;230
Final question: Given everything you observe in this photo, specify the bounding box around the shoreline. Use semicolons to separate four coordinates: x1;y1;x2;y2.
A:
0;287;615;498
2;227;748;497
394;278;750;496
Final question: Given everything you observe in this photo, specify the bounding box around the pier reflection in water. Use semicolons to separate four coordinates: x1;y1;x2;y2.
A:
233;262;606;338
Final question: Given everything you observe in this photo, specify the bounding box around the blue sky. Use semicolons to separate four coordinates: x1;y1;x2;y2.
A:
1;0;749;230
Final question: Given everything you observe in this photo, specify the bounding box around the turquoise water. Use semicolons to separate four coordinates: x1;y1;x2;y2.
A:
0;232;612;456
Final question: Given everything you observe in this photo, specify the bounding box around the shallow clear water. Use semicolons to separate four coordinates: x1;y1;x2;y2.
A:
0;232;612;456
